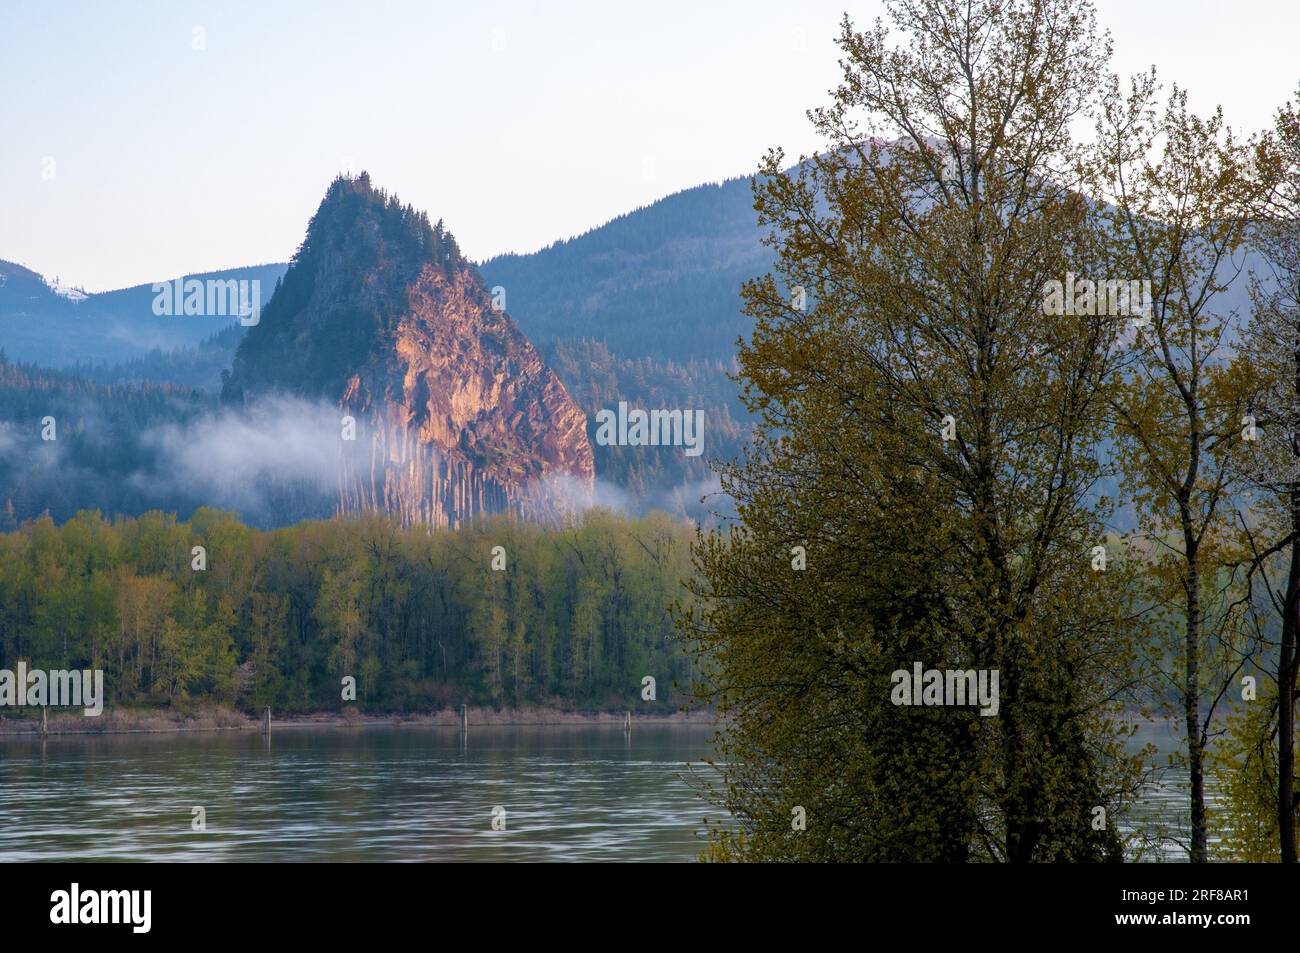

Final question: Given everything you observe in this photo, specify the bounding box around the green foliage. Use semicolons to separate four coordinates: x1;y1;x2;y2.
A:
1094;69;1274;862
681;0;1147;862
1210;691;1298;862
0;507;696;714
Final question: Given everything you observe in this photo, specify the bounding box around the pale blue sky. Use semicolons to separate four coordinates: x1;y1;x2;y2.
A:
3;0;1297;291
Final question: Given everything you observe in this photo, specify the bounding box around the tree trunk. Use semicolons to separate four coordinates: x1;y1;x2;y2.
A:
1280;490;1300;863
1185;552;1207;862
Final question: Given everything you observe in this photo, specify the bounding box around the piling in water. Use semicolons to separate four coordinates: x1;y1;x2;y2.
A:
624;710;631;732
41;707;48;737
460;703;468;732
263;706;271;734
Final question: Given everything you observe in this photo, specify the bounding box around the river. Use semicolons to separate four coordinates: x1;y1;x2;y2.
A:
0;723;720;862
0;720;1214;861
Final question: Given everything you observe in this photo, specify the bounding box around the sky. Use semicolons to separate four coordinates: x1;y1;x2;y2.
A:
2;0;1298;292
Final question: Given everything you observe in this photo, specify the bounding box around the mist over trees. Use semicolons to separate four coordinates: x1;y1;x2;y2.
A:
2;0;1299;869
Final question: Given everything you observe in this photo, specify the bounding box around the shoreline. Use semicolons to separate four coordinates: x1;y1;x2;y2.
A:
0;705;716;738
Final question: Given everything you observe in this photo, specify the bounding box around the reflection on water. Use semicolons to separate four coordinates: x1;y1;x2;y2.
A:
1121;719;1223;863
0;724;722;862
0;718;1216;862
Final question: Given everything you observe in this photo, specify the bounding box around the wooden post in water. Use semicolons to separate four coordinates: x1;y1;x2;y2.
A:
624;710;631;732
460;703;468;733
41;707;48;737
263;705;271;735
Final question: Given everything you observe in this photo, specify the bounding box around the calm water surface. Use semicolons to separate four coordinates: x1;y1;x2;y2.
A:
0;720;1212;861
1122;720;1224;862
0;724;722;862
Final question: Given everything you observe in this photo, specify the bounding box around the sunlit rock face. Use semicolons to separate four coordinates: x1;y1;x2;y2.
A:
222;173;593;527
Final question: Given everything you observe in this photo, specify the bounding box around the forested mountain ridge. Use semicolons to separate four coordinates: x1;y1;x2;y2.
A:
480;174;771;363
0;354;212;526
1;171;774;523
478;175;770;509
0;258;287;370
1;174;772;379
222;173;594;527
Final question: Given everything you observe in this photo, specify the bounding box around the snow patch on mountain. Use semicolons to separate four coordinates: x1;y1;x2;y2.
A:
47;277;88;302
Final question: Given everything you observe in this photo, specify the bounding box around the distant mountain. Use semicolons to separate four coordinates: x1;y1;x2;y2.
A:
0;258;288;372
480;174;771;363
2;174;770;376
71;323;251;391
223;173;594;527
0;173;778;522
472;175;772;511
0;260;78;357
0;166;1276;529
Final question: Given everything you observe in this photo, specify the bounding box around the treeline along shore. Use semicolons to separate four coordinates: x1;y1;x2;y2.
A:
0;508;700;726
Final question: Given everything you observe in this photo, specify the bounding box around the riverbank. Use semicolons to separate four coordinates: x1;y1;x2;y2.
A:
0;705;715;737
